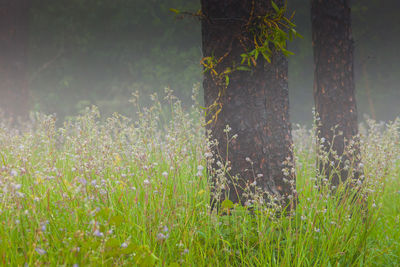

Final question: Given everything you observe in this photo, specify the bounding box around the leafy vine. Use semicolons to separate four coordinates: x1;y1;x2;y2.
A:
171;1;301;124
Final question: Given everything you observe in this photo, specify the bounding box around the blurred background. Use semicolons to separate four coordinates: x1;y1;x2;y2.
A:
2;0;399;124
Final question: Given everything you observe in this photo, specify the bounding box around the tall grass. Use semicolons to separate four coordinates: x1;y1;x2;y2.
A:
0;86;399;266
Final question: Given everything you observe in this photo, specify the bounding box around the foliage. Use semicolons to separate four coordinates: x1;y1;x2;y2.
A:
0;90;399;266
200;1;301;124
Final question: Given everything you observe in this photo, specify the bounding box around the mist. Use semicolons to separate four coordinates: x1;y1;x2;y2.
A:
1;0;399;124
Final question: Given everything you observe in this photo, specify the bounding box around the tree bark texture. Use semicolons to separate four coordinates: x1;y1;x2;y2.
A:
201;0;295;208
0;0;30;118
311;0;360;186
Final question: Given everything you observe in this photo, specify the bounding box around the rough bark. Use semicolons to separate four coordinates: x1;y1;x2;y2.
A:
201;0;296;208
311;0;360;186
0;0;31;118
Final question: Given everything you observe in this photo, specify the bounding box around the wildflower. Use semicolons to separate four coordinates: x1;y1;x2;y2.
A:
162;171;168;178
301;215;306;221
14;184;22;190
314;228;320;233
372;202;377;208
197;165;204;171
244;200;252;207
156;233;167;241
93;229;104;238
79;178;87;186
204;152;213;158
121;242;128;248
182;248;189;255
35;248;47;255
10;169;18;176
143;179;151;186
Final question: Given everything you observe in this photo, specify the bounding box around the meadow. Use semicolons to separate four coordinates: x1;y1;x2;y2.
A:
0;87;399;266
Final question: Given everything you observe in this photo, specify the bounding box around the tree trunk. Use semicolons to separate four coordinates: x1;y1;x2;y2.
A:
201;0;296;209
311;0;360;186
0;0;31;119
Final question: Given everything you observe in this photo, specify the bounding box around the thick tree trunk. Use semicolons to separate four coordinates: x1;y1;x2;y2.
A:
0;0;30;118
201;0;296;208
311;0;360;186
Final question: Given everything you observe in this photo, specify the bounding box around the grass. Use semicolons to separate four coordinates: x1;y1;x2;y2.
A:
0;88;399;266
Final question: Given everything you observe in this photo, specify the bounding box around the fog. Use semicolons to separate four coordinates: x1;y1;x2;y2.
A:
1;0;399;124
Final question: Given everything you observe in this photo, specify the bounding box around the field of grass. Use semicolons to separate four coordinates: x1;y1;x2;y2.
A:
0;89;399;266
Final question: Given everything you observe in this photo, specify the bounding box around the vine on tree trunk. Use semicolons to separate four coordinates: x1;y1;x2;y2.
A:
172;1;301;124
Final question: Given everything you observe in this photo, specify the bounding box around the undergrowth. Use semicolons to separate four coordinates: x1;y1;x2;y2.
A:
0;86;399;266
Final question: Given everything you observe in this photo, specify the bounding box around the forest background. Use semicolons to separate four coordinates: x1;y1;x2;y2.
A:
27;0;399;123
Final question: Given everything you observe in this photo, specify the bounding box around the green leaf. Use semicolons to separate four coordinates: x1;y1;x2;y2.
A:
271;1;280;13
169;8;180;14
109;215;125;226
221;199;234;210
236;66;251;71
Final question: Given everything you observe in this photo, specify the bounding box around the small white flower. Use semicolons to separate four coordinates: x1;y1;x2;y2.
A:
10;169;18;177
301;215;306;221
162;171;168;178
143;179;150;186
372;202;377;208
121;242;128;248
14;184;22;190
204;152;213;158
314;228;320;233
197;165;204;171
